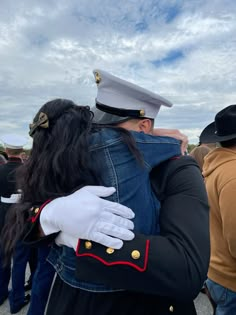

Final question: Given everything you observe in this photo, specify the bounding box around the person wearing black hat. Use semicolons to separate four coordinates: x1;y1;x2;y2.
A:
198;123;217;150
202;104;236;315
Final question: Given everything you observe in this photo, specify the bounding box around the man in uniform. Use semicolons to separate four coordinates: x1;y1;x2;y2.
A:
73;70;209;314
0;134;31;313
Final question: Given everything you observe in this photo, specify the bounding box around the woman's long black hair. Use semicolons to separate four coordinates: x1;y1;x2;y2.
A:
2;99;99;258
2;98;143;259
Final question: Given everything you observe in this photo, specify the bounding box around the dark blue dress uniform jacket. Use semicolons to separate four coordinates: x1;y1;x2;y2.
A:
0;157;22;232
23;156;210;315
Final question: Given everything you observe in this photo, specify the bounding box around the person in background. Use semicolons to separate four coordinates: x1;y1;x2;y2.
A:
189;145;211;173
202;104;236;315
0;134;31;314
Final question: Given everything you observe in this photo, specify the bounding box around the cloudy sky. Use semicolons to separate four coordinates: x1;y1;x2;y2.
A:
1;0;236;147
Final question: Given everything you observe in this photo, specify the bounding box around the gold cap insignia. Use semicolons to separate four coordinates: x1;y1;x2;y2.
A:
94;71;101;84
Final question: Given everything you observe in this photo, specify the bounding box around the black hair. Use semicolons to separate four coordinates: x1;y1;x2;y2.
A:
2;99;99;258
219;137;236;148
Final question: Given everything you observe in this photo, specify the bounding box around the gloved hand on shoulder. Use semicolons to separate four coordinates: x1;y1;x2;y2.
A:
40;186;135;249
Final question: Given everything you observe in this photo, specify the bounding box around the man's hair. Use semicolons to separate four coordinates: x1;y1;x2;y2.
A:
219;138;236;148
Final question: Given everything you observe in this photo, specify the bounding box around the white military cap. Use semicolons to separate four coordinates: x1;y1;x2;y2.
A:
92;69;173;124
1;134;28;149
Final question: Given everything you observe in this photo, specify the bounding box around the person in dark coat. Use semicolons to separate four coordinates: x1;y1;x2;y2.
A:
0;134;31;313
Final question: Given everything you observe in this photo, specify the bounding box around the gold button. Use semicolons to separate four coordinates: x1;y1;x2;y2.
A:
106;247;114;254
34;207;39;214
131;250;140;259
85;241;92;249
169;305;174;312
139;109;145;117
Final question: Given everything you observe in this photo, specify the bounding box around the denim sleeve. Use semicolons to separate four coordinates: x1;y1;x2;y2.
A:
130;131;181;169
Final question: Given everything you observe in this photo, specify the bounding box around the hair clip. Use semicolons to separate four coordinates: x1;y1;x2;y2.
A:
29;112;49;137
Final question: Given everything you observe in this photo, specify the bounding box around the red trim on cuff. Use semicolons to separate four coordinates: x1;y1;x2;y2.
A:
31;199;52;223
76;239;81;253
76;239;150;272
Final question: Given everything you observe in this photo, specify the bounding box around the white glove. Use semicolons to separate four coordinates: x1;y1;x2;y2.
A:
40;186;135;249
55;232;79;251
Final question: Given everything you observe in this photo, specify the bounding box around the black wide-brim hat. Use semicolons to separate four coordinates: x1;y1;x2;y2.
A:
200;104;236;143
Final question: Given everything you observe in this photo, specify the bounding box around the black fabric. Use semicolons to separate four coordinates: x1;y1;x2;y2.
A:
96;102;143;118
46;275;196;315
22;215;59;247
0;158;22;233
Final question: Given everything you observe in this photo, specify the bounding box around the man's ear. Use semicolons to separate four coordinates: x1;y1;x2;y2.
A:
138;119;153;134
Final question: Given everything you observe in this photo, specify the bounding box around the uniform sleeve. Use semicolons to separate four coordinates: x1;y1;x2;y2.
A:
22;203;59;247
75;156;210;300
219;179;236;258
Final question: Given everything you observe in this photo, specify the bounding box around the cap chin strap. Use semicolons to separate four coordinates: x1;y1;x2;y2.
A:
96;102;145;118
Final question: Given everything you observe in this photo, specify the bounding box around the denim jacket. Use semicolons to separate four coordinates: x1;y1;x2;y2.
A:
47;128;181;291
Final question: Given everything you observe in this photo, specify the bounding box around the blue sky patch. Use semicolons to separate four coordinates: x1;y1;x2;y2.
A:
151;50;184;67
165;5;180;23
135;20;148;32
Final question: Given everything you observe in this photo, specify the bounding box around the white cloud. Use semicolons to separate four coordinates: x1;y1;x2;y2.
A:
0;0;236;143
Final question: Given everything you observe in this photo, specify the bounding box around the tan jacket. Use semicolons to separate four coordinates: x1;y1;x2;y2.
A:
203;147;236;291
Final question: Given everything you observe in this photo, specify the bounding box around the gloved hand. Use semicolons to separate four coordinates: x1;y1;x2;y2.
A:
40;186;135;249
